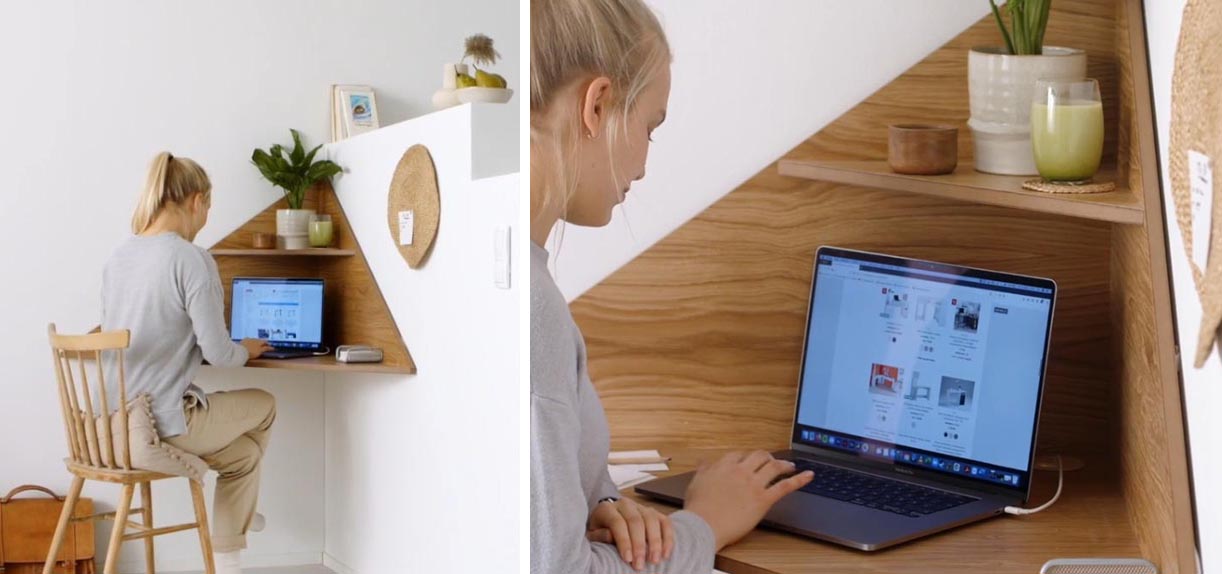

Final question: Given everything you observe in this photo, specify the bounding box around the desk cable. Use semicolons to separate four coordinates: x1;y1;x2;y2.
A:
1004;454;1063;516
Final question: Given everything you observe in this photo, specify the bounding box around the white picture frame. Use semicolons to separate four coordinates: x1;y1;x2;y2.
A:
331;84;380;141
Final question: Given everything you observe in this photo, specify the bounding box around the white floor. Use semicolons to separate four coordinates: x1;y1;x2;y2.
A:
162;567;334;574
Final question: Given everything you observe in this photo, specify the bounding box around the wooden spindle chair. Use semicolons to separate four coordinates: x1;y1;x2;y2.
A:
44;324;215;574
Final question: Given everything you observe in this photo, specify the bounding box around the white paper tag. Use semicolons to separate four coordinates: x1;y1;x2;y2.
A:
398;210;414;246
1189;150;1214;271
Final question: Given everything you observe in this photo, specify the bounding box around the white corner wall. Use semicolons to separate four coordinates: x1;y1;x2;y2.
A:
321;104;520;574
547;1;989;300
0;2;517;572
1146;2;1221;570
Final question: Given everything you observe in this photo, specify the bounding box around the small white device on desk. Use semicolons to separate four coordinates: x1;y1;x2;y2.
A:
336;345;384;363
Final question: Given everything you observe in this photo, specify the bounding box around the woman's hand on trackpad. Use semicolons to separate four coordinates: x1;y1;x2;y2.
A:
241;338;274;360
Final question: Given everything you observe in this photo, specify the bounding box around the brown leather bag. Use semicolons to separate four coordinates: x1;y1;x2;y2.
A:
0;485;95;574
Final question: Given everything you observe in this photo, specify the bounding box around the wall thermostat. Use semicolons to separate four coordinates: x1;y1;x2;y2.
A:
336;345;384;363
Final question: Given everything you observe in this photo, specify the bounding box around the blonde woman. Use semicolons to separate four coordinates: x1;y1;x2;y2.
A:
101;152;274;574
530;1;814;572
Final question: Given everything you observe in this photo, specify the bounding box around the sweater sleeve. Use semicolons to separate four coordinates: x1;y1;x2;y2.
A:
589;467;622;513
181;249;248;367
531;393;717;574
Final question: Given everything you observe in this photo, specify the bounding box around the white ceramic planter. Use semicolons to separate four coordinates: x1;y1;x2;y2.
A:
968;46;1086;175
432;63;468;110
276;208;315;250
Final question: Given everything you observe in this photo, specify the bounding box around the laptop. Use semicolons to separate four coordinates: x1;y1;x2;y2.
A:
635;246;1057;551
229;277;326;359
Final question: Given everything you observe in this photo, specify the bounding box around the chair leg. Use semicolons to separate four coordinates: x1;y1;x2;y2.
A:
104;484;135;574
42;476;85;574
189;480;216;574
140;481;155;574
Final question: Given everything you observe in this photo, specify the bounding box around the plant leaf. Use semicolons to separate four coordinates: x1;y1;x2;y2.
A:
990;0;1016;55
1033;0;1051;55
289;129;305;166
303;143;322;168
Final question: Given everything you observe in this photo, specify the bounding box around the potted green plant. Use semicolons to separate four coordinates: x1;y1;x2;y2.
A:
969;0;1085;175
251;129;344;249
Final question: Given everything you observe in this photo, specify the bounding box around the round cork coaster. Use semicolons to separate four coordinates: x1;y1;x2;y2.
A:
1170;0;1222;366
1021;179;1116;194
386;145;440;269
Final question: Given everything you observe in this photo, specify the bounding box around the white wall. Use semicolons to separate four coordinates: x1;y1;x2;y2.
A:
321;105;520;574
0;1;516;571
546;1;989;300
1146;2;1221;570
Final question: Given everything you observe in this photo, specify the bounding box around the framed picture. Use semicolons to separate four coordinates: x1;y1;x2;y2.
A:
331;84;380;141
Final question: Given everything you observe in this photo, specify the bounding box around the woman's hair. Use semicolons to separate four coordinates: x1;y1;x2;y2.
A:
530;0;670;229
131;152;212;234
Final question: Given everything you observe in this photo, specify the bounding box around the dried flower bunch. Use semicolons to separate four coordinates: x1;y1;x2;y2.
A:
463;34;501;67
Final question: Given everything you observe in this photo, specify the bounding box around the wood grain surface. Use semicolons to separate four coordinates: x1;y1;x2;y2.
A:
568;1;1194;572
212;183;415;374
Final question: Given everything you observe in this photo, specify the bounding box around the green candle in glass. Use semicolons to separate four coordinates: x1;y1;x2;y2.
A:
1031;79;1104;183
309;214;334;248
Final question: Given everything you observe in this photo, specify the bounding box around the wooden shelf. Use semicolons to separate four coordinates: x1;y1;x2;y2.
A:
210;248;356;257
629;448;1135;574
241;355;413;375
208;186;416;375
777;159;1145;225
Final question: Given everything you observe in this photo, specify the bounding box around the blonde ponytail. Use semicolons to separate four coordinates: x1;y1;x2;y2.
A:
131;152;212;234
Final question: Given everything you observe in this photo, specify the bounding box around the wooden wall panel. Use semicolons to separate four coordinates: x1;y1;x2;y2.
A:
576;175;1113;456
567;1;1193;571
1111;1;1196;571
573;1;1117;459
213;185;414;372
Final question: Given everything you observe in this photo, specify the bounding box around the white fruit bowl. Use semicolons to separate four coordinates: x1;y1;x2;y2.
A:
456;87;514;104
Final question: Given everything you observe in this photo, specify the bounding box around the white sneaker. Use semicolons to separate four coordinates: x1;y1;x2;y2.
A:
249;512;266;533
213;550;242;574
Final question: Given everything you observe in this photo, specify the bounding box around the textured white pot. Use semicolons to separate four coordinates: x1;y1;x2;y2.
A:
276;209;315;250
432;63;467;110
968;46;1087;175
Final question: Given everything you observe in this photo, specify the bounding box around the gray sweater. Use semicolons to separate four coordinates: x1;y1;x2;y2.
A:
101;233;248;437
531;242;716;574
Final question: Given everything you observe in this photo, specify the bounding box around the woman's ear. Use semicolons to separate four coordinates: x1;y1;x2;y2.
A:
191;192;209;215
581;77;613;139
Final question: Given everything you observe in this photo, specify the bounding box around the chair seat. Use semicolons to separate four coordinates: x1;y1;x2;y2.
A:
64;458;175;484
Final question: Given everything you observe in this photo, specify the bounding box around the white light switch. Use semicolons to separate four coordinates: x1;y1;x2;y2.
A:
494;225;511;289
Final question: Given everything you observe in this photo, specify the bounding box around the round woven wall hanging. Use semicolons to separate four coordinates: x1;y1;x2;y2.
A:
1170;0;1222;367
387;145;440;269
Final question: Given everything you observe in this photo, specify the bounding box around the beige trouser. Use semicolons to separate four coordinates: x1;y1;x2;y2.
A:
164;389;276;552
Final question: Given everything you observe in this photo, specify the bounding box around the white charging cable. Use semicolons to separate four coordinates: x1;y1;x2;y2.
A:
1004;454;1063;516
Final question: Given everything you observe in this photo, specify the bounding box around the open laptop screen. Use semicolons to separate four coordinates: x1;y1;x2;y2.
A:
230;278;325;349
792;247;1055;492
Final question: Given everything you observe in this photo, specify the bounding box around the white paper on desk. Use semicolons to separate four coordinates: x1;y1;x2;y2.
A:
609;449;662;460
612;462;669;472
1189;150;1214;271
608;465;654;490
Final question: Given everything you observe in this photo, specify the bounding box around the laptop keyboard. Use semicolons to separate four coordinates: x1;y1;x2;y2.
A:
785;459;976;518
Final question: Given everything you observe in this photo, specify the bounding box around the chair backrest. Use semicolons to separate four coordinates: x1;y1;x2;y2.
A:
47;323;132;471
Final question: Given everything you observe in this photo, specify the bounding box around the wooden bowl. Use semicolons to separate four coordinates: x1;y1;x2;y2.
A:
888;124;958;175
251;232;275;249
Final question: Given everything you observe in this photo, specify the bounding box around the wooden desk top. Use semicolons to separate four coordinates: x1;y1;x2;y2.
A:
624;448;1137;574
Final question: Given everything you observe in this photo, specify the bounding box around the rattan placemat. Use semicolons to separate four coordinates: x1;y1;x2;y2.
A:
386;145;440;269
1170;0;1222;367
1022;179;1116;194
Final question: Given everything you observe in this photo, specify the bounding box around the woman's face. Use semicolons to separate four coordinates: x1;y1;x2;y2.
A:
567;64;671;227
